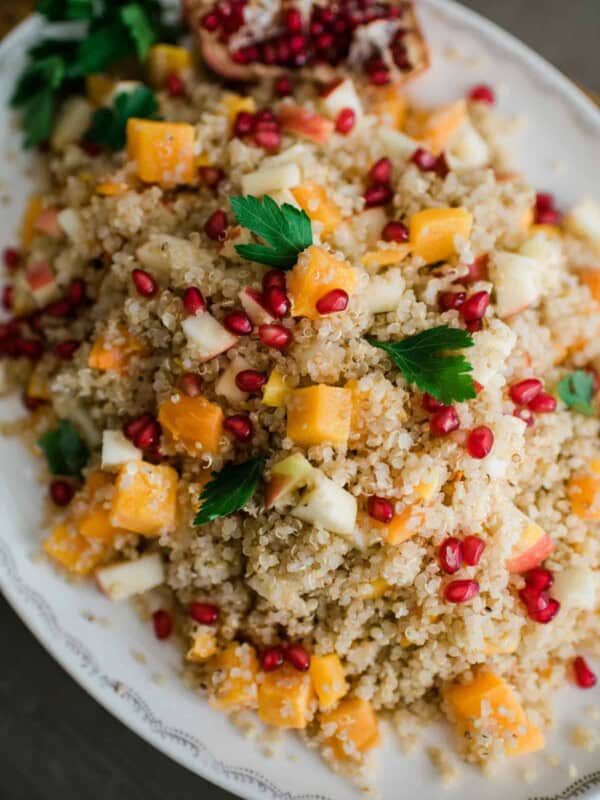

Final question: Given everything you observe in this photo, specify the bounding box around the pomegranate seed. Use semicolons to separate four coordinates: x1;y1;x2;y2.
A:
16;338;43;360
444;579;479;603
439;291;466;311
462;535;485;566
132;268;158;298
285;643;310;671
50;479;74;506
23;393;43;412
535;192;554;213
263;286;290;318
574;656;597;689
284;7;303;32
274;76;292;97
430;406;459;436
529;597;560;624
234;110;255;137
368;157;392;185
123;414;152;441
199;166;224;188
54;339;80;360
535;208;562;226
67;279;86;307
2;285;13;310
466;319;482;333
261;646;285;672
165;72;185;97
152;609;173;640
335;107;356;135
468;84;495;104
204;209;228;241
519;586;549;613
524;567;553;591
316;288;349;315
439;537;463;574
528;392;557;413
364;184;393;207
466;426;494;459
179;372;203;397
224;414;253;441
514;407;534;427
411;147;438;172
367;495;394;524
3;247;20;269
223;310;253;335
144;445;164;464
183;287;206;316
255;109;276;124
509;378;542;406
435;153;450;179
368;66;390;86
262;269;286;291
462;255;489;284
134;418;161;450
258;323;292;350
235;369;267;393
45;299;71;317
422;392;444;412
201;11;220;31
254;127;281;151
461;290;489;322
189;602;219;625
381;220;408;243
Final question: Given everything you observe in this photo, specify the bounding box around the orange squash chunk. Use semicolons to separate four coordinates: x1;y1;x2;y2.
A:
367;504;425;545
320;697;380;761
291;182;343;237
186;628;218;663
578;268;600;303
409;207;473;264
362;245;412;268
310;654;348;711
126;119;196;187
287;245;357;319
21;196;43;250
209;643;259;710
110;461;178;537
419;99;467;153
569;472;600;520
147;44;193;87
88;328;145;374
286;385;353;447
258;664;315;729
158;394;223;455
370;82;407;129
43;523;111;576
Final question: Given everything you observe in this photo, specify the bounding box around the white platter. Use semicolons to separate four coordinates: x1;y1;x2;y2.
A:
1;2;600;799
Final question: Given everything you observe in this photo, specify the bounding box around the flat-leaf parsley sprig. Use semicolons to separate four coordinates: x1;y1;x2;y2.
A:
194;456;265;526
86;86;159;151
557;370;595;416
366;325;476;405
230;195;313;269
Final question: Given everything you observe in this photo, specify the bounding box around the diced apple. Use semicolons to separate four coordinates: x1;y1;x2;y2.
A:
25;260;57;305
101;430;142;471
215;355;251;405
320;78;363;120
238;287;274;326
137;234;202;275
291;471;357;537
264;453;314;509
278;104;334;144
552;567;598;611
446;120;490;170
57;209;85;243
182;312;238;362
468;319;517;387
333;207;387;252
566;198;600;248
241;163;301;197
506;512;554;573
35;208;63;238
51;96;94;150
364;269;405;314
95;553;165;600
379;128;420;160
490;252;544;319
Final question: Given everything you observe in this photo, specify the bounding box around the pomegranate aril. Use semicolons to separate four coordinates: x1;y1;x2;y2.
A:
124;414;152;441
183;287;206;316
189;602;219;625
461;290;489;322
524;567;553;591
234;110;255;137
364;184;393;207
223;310;253;335
335;107;356;135
439;537;463;574
439;291;466;311
468;84;495;104
235;369;267;393
67;279;86;307
379;220;407;243
466;319;482;333
2;285;13;310
535;208;562;226
261;646;285;672
263;286;290;318
462;535;485;566
166;72;185;97
224;414;253;442
201;11;220;31
152;609;173;640
422;392;444;412
528;392;557;413
132;268;158;298
3;247;20;269
520;585;549;611
134;419;161;450
535;192;554;213
368;157;392;185
54;339;80;360
274;76;292;97
529;597;560;624
23;393;43;412
284;7;303;32
462;254;489;284
435;152;450;179
367;495;394;524
179;372;203;397
444;579;479;603
50;479;74;506
45;299;71;318
411;147;438;172
254;127;281;150
430;406;459;436
573;656;597;689
199;166;224;188
285;643;310;672
509;378;542;406
255;109;276;124
466;426;494;459
316;288;349;315
16;338;43;360
204;209;228;241
258;323;292;350
262;269;286;292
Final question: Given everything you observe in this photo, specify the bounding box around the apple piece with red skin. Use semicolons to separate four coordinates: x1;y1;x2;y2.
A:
35;208;63;238
264;452;314;509
506;519;554;574
182;312;238;362
26;260;57;304
96;553;165;601
239;287;275;326
320;78;363;120
278;105;334;144
491;252;544;319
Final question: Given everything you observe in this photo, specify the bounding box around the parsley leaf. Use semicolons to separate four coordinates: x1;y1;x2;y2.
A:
194;456;265;526
366;325;476;404
11;56;66;147
557;370;595;416
86;86;158;150
120;3;157;60
37;0;95;21
231;195;313;269
68;22;132;77
38;420;90;477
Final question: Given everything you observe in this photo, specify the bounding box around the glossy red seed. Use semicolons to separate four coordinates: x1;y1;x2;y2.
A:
368;157;392;185
183;287;206;316
535;192;554;213
201;10;220;30
284;7;303;32
435;153;450;179
23;393;43;412
535;208;562;226
2;285;13;310
17;338;43;360
224;414;254;441
234;110;255;137
367;495;394;524
519;586;549;612
285;643;310;672
254;127;281;150
468;84;495;104
466;426;494;459
422;392;444;412
262;269;286;291
166;72;185;97
274;76;292;97
235;369;267;393
461;290;489;322
199;166;224;188
462;254;489;284
430;406;459;436
364;184;393;207
189;602;219;625
261;647;285;672
152;609;173;640
316;288;349;315
335;107;356;135
466;319;482;333
204;209;228;241
123;413;154;442
528;392;557;413
179;372;203;397
263;286;290;318
223;310;253;335
258;323;292;350
45;299;71;317
54;339;80;360
381;220;408;242
135;419;161;450
439;291;466;311
3;248;20;269
509;378;542;406
513;407;535;427
462;535;485;566
255;108;276;124
132;268;158;298
50;479;74;506
529;597;560;624
411;147;438;172
368;66;390;86
439;537;463;574
574;656;597;689
524;567;553;591
67;279;86;306
444;579;479;603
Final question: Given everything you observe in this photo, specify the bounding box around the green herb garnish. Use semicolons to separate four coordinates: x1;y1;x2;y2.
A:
366;325;476;404
557;370;595;416
87;86;158;150
231;195;313;269
37;0;95;21
194;456;265;526
38;419;90;477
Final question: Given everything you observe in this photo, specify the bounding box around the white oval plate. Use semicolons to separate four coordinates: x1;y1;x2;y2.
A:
1;3;600;799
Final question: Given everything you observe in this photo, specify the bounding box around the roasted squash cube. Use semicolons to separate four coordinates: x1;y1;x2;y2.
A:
370;82;407;129
419;99;467;153
127;119;196;187
310;654;348;711
258;664;314;729
291;182;343;237
569;472;600;520
287;385;352;447
320;697;380;761
367;504;425;546
148;44;193;87
287;246;357;319
262;369;291;408
21;196;43;250
409;207;473;264
110;461;178;537
362;245;411;269
186;628;218;663
209;643;259;710
158;394;223;454
578;268;600;304
88;328;145;374
43;523;110;576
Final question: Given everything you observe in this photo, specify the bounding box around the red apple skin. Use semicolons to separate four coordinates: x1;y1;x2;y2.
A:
278;105;334;144
34;209;62;238
26;260;55;291
264;475;289;510
506;533;554;574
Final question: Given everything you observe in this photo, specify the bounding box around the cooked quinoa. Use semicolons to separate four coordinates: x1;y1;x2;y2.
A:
3;0;600;784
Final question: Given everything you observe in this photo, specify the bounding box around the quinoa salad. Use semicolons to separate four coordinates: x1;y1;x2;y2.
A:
3;0;600;785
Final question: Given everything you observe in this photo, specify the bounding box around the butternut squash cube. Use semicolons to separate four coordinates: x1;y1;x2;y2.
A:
362;245;411;269
88;328;145;374
367;504;425;545
110;461;178;537
158;394;223;455
209;643;259;710
258;664;314;729
186;628;217;663
419;99;467;153
370;82;407;129
96;181;129;197
287;245;357;319
43;523;110;576
291;182;343;237
148;44;193;87
443;671;544;757
569;472;600;520
578;268;600;303
287;384;352;447
126;119;196;187
262;369;291;408
320;697;380;761
409;207;473;264
310;654;348;711
21;196;43;250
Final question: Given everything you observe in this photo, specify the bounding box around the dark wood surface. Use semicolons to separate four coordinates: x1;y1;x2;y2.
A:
1;3;599;800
